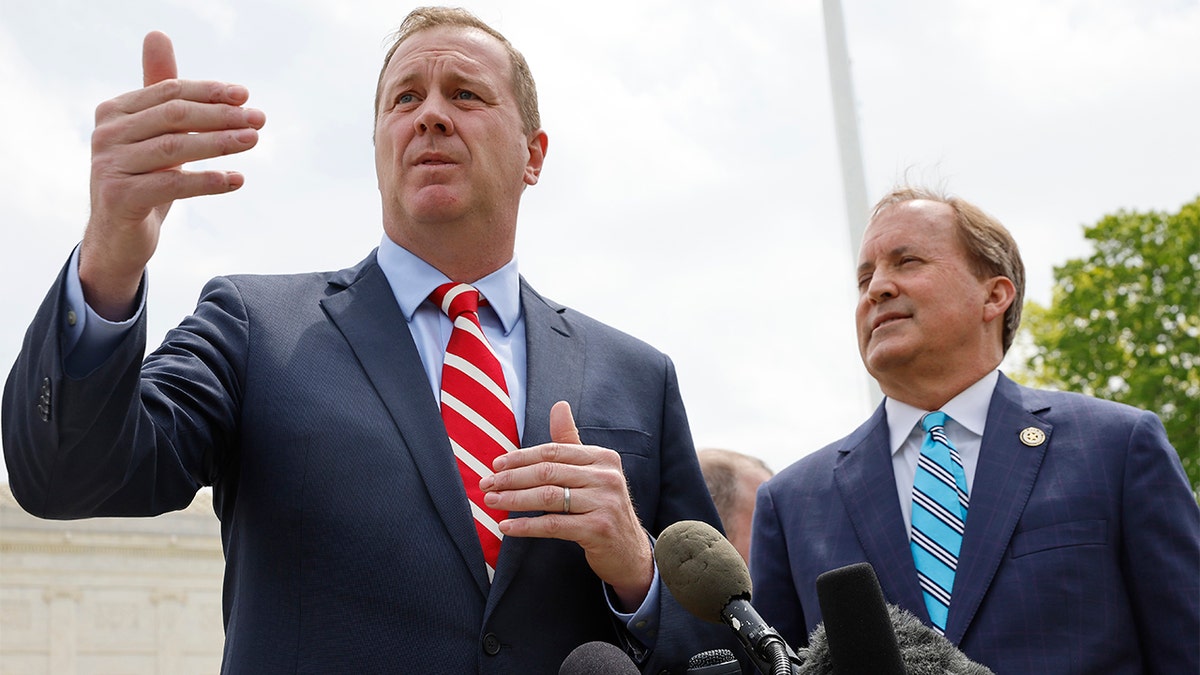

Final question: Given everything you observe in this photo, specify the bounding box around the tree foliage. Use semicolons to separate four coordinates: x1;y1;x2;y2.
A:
1019;196;1199;495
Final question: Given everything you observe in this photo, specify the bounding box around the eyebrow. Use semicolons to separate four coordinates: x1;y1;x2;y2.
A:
382;67;496;102
857;245;915;275
386;72;419;92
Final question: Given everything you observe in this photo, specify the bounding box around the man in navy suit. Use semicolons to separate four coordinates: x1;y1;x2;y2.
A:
750;186;1199;674
3;8;734;673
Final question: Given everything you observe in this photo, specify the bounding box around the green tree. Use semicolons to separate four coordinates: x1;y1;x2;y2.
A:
1018;196;1199;495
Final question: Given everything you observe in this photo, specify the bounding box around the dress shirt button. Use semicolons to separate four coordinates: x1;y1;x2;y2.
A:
66;309;77;326
482;632;501;656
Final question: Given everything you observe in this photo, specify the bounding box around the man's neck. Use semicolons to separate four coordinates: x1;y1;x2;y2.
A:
878;361;1001;411
383;224;515;283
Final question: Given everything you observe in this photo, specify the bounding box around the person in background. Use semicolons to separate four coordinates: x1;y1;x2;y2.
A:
2;7;735;673
750;186;1199;674
697;448;773;563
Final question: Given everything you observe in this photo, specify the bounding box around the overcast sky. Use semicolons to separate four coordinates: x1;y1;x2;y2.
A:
2;0;1197;483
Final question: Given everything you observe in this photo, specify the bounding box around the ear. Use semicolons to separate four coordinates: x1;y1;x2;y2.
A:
982;275;1016;324
524;129;548;186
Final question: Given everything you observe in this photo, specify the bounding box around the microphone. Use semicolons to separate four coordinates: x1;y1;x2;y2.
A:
809;562;995;675
656;520;800;675
558;640;639;675
813;562;905;674
687;648;742;674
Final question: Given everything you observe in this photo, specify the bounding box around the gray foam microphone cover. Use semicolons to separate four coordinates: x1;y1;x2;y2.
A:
655;520;752;623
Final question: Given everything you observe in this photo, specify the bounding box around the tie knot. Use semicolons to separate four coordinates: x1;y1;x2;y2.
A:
922;410;949;433
431;282;480;319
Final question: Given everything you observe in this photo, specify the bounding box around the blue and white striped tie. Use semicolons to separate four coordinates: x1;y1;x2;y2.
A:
911;411;969;634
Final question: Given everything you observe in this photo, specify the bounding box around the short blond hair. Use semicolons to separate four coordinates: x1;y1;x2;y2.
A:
373;6;541;135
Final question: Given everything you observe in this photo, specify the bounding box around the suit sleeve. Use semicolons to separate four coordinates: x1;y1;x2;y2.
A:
1120;410;1200;672
750;481;809;649
637;357;747;674
2;263;247;519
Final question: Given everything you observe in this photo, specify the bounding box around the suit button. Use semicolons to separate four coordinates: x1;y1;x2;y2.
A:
482;633;501;656
38;379;51;421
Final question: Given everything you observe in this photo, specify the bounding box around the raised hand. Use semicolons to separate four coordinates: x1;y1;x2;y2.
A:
80;31;265;319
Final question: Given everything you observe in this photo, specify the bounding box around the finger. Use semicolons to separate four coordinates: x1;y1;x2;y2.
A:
113;128;261;176
484;459;586;497
486;484;577;515
101;168;247;213
492;441;599;473
98;82;262;129
100;99;264;152
549;401;582;445
499;512;578;540
142;31;178;88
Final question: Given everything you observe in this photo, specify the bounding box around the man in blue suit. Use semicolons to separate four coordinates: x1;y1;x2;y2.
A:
3;8;734;673
751;186;1199;673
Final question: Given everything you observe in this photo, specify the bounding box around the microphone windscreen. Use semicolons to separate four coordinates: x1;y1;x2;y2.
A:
687;648;741;674
814;562;906;675
805;604;997;675
558;641;639;675
655;520;751;624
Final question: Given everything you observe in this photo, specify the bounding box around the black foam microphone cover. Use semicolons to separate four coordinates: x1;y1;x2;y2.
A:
814;562;906;675
558;641;639;675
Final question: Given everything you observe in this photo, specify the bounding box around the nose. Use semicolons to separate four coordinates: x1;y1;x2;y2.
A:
863;269;897;303
414;96;454;136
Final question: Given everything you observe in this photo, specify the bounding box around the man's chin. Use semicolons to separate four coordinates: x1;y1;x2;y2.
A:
862;340;911;380
406;189;467;222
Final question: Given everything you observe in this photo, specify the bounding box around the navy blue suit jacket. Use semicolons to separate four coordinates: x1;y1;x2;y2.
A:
3;251;734;674
750;374;1199;674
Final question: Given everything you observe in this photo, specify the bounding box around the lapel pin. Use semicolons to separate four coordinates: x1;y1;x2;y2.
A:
1019;427;1047;447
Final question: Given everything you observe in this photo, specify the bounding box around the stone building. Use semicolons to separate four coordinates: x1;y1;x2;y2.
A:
0;484;225;674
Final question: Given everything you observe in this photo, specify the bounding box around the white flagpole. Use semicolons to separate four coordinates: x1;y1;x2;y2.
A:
823;0;883;406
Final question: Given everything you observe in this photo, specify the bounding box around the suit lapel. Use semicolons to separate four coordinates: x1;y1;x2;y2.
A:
518;278;584;448
320;253;491;597
486;278;586;610
944;374;1051;642
835;405;927;616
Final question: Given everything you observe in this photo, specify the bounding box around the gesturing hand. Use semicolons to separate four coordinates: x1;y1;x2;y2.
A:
481;401;655;611
80;31;266;320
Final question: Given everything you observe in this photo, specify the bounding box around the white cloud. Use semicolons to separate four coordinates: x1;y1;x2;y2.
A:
1;0;1197;483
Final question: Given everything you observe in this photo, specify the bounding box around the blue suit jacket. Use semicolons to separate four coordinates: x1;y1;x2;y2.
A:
3;251;735;674
750;374;1199;674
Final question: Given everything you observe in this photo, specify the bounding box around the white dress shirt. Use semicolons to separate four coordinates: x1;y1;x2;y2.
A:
886;370;999;535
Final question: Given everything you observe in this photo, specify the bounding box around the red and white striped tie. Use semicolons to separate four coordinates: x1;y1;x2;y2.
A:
431;282;519;581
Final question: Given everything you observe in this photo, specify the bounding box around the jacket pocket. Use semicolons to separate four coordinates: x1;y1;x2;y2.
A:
578;426;652;458
1010;518;1107;558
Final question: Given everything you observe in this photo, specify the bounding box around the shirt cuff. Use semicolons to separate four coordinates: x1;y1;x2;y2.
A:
607;558;662;652
63;244;146;377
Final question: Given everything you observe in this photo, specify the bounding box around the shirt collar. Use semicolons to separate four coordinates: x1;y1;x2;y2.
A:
884;369;1000;455
376;235;522;336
